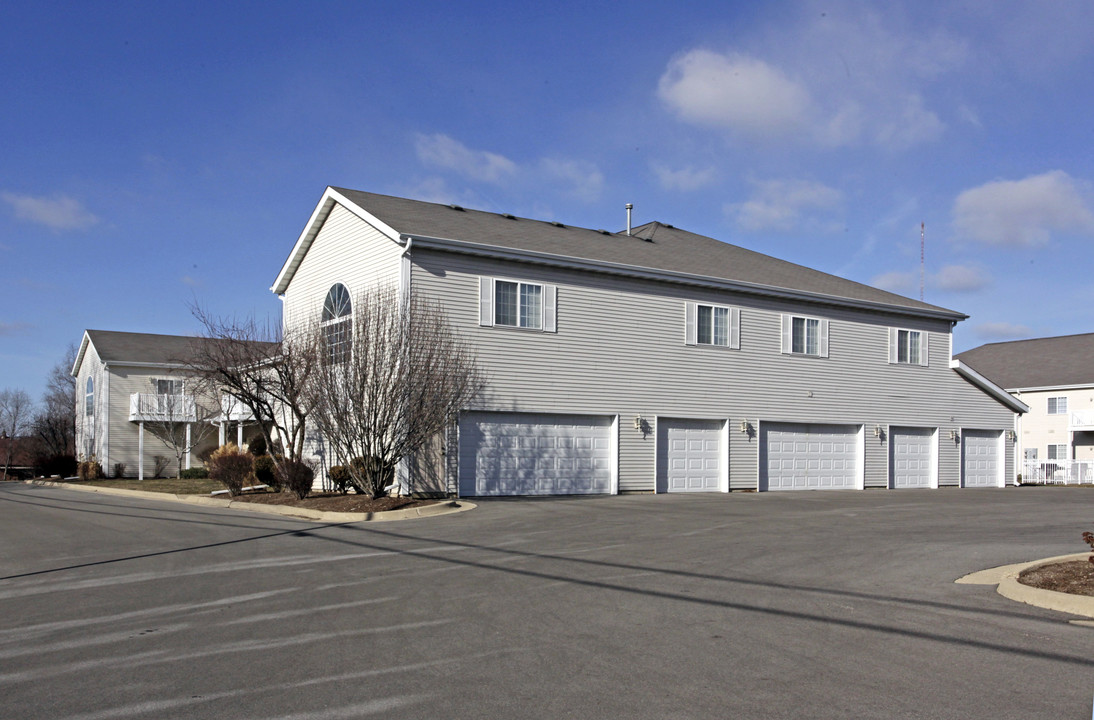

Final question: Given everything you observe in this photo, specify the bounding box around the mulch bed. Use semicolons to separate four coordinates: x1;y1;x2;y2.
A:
229;491;438;514
1018;560;1094;596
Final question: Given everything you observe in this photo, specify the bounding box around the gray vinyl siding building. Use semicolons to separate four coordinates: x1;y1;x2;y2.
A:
275;187;1026;496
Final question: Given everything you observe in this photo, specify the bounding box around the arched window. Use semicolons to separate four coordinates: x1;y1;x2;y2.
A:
85;378;94;417
322;283;352;363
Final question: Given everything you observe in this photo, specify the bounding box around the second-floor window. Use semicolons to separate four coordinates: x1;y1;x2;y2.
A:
155;379;184;395
478;277;557;332
85;378;94;417
888;328;928;366
684;302;740;348
781;314;829;357
1048;396;1067;415
322;283;353;363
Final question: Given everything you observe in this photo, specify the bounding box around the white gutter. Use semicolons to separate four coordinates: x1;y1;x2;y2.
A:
950;359;1029;414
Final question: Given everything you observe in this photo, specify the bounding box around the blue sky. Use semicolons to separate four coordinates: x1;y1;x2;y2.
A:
3;0;1094;403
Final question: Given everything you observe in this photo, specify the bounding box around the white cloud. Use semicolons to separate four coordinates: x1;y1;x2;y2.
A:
729;179;842;233
656;11;967;149
932;264;989;292
652;163;716;192
2;192;99;231
871;271;917;294
658;50;810;139
953;170;1094;246
540;158;604;201
975;322;1033;340
414;133;517;183
0;321;31;336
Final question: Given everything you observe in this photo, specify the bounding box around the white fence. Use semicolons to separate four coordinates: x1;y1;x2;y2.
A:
1022;459;1094;485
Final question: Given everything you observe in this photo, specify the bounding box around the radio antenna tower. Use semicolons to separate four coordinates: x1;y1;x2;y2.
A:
920;222;925;302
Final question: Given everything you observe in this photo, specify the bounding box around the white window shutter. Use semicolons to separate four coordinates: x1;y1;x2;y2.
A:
780;314;791;354
543;284;557;333
919;332;929;366
819;319;830;357
729;307;741;349
888;328;899;364
685;302;697;345
479;277;494;326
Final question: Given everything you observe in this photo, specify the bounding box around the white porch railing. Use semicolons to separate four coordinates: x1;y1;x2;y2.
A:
1022;459;1094;484
218;395;255;423
1069;410;1094;431
129;393;197;422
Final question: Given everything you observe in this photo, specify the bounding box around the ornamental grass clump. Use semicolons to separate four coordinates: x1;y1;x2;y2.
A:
208;443;254;496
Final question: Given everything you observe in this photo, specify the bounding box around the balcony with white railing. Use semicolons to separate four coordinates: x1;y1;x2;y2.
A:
1070;410;1094;431
217;395;255;423
129;393;197;422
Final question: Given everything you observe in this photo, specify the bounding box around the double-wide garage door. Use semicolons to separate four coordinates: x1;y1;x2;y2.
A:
458;412;613;496
761;423;862;491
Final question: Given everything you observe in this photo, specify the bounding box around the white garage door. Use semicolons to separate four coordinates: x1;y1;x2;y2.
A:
890;427;936;489
962;430;1003;488
658;418;723;492
458;412;613;496
761;423;861;491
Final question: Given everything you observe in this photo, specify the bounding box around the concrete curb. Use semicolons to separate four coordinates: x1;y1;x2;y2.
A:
956;553;1094;621
22;479;475;523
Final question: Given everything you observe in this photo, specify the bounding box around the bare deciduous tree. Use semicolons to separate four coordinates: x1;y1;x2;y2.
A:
0;388;34;479
32;345;77;462
139;377;220;478
309;285;484;498
185;307;320;470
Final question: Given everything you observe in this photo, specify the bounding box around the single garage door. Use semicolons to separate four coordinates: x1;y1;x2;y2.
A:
962;430;1003;488
761;423;861;491
890;427;936;489
458;412;613;496
658;418;724;492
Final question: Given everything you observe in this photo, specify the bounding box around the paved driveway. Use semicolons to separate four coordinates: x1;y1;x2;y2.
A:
1;483;1091;719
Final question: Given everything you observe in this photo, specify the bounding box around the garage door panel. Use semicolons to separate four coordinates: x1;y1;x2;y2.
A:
962;430;1002;488
761;423;861;491
658;418;724;493
459;412;613;496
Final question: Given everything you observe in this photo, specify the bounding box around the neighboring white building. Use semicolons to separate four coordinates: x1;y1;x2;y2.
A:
957;333;1094;483
272;187;1027;496
71;330;260;479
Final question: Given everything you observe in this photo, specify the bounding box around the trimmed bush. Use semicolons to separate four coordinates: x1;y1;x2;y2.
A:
77;459;103;481
35;454;76;478
152;455;170;479
248;434;267;457
113;462;127;479
276;459;315;500
328;464;352;494
207;443;255;496
179;467;209;479
253;454;279;491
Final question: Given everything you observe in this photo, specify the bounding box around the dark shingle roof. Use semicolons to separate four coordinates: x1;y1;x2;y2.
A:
85;330;213;365
330;188;961;318
955;333;1094;389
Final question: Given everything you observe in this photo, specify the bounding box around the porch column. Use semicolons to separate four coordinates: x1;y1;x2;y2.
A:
185;423;192;470
219;422;225;446
138;422;144;481
237;423;243;447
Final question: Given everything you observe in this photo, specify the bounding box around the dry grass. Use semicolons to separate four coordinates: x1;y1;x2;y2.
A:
66;477;223;495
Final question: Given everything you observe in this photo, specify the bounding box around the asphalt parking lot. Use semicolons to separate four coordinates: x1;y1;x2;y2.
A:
1;483;1091;719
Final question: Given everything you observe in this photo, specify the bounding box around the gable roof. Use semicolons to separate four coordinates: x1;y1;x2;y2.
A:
273;187;965;321
955;333;1094;390
72;330;275;377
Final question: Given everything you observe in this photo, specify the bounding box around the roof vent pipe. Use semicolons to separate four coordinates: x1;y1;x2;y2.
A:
625;203;633;236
